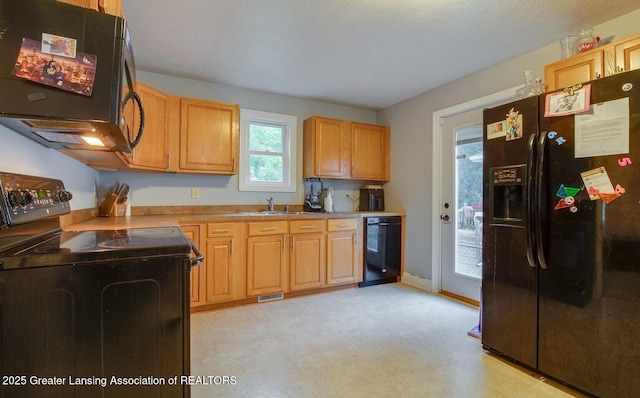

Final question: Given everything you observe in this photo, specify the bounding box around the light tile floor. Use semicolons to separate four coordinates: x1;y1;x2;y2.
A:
190;283;586;398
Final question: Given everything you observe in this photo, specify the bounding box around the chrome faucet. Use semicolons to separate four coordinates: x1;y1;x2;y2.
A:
266;197;274;212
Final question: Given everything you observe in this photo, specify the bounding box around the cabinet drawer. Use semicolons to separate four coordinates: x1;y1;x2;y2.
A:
327;218;358;231
207;222;236;237
248;221;287;236
289;219;325;234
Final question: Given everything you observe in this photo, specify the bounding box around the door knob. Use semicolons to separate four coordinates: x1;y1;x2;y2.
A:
441;214;450;221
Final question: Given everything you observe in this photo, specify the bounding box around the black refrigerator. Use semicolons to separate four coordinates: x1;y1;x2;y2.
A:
482;69;640;398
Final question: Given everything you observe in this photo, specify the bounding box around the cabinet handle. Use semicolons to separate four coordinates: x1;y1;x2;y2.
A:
232;158;236;172
282;236;285;251
291;236;295;251
230;238;234;255
167;154;171;171
596;72;601;79
212;228;231;234
261;227;276;232
300;225;316;230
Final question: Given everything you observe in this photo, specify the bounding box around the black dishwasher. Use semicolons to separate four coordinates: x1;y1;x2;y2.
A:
360;216;402;287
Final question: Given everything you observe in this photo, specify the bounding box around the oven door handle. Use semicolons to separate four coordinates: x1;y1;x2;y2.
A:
188;239;204;267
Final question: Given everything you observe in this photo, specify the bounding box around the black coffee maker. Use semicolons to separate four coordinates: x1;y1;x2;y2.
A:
359;187;385;211
303;178;323;212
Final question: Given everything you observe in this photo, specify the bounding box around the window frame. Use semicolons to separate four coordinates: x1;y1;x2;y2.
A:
239;108;297;192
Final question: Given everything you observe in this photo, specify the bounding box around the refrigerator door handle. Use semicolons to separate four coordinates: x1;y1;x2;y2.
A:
535;131;548;270
525;133;537;268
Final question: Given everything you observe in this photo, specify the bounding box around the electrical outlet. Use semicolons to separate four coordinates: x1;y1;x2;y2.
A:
191;188;199;199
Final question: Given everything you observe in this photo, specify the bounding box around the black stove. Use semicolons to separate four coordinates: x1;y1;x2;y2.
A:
0;172;199;398
0;172;194;270
1;226;192;269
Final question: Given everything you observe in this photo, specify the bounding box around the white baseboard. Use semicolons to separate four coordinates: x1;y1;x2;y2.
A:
401;272;433;292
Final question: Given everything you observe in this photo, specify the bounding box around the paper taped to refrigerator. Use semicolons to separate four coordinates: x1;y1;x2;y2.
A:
575;98;629;158
580;166;615;200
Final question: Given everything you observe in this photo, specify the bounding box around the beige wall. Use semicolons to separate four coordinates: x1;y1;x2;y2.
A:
377;8;640;281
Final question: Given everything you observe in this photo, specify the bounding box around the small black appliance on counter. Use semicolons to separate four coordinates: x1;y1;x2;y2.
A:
303;178;323;212
359;186;385;211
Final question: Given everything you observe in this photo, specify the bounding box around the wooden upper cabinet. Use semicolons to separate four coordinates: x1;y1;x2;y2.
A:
57;0;124;16
178;98;239;174
544;50;604;92
303;116;350;178
129;82;170;171
57;0;99;10
351;122;390;181
99;0;124;17
303;116;390;181
614;35;640;73
545;33;640;91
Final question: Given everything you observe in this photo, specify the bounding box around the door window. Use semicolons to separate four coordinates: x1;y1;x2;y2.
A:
455;125;483;279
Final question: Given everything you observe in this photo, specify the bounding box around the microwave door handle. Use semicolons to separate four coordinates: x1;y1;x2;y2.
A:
121;63;145;149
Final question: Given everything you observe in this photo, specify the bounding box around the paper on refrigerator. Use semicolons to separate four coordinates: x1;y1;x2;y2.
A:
574;97;629;158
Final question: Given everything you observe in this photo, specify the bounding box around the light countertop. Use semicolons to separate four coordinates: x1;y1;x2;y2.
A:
62;210;406;231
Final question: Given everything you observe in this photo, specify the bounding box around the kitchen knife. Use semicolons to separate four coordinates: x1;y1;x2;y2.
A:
117;184;129;204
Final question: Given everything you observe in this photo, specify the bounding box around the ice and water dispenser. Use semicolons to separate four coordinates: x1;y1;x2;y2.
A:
489;165;526;227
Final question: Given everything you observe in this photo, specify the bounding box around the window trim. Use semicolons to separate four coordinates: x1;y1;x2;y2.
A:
239;109;297;192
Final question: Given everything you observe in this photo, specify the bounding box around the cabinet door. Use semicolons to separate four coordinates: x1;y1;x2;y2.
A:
303;116;349;178
247;234;287;296
615;35;640;73
180;224;202;305
351;123;390;181
544;50;604;91
205;237;235;303
290;233;325;291
56;0;99;10
326;230;358;285
99;0;124;16
131;83;170;171
180;98;239;174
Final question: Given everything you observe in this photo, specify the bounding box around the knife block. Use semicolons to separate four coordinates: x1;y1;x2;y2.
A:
110;202;127;217
98;192;118;217
99;192;127;217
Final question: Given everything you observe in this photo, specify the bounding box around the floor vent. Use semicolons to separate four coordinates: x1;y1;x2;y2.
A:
258;293;284;303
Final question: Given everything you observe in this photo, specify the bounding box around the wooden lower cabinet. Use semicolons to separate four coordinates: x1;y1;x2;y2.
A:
179;224;203;305
326;219;361;285
246;221;288;297
188;217;365;308
289;219;326;291
188;222;246;308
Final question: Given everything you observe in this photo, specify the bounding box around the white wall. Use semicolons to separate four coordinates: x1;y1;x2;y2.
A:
101;71;379;212
377;9;640;281
0;124;99;210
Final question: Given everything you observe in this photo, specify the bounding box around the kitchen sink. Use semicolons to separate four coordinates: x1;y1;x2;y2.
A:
238;211;317;216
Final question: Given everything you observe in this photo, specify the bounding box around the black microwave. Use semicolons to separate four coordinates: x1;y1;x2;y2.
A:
0;0;143;154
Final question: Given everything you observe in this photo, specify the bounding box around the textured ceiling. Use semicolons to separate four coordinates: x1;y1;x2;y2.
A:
121;0;639;110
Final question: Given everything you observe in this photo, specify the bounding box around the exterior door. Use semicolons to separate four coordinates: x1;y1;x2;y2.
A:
440;109;483;302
